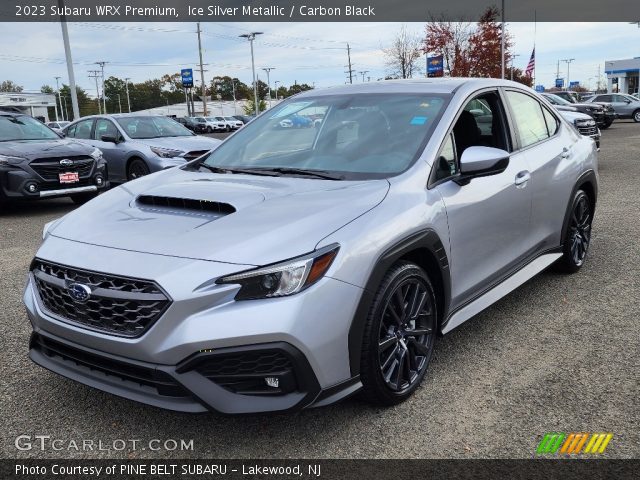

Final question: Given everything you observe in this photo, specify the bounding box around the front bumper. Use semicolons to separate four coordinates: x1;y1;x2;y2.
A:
0;161;108;201
24;236;363;413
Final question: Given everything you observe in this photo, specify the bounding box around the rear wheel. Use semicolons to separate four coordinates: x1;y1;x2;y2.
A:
600;119;613;130
633;110;640;123
556;189;593;273
127;158;150;181
360;261;437;406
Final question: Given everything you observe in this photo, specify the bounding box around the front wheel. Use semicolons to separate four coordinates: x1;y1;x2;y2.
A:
633;110;640;123
207;126;213;133
600;119;613;130
556;189;593;273
127;158;150;181
360;261;437;406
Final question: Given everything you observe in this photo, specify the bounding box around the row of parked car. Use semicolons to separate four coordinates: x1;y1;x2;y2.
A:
175;115;252;133
0;112;222;205
543;90;640;125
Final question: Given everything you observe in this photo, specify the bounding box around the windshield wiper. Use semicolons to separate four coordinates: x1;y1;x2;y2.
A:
246;167;344;180
197;164;280;176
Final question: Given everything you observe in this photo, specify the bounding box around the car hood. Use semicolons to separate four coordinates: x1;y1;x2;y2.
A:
559;111;593;122
49;168;390;265
134;135;222;153
0;138;94;160
572;102;602;110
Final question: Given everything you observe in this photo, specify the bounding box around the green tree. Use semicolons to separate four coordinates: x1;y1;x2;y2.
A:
243;95;267;115
210;76;250;100
59;84;98;118
287;83;313;96
0;80;23;92
40;85;54;94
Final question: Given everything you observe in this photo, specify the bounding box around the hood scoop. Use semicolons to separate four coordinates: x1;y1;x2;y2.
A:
137;195;236;215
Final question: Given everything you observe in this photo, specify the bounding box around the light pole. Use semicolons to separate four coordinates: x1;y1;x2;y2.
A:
240;32;263;117
58;0;79;120
274;80;280;101
510;54;520;81
54;76;63;121
196;22;207;116
95;61;107;113
124;77;131;112
562;58;575;91
500;0;505;79
262;67;275;109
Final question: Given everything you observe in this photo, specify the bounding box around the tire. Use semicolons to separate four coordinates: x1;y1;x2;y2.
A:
225;125;231;132
556;189;593;273
70;192;98;205
126;158;150;181
633;110;640;123
600;119;613;130
360;261;438;406
207;126;213;133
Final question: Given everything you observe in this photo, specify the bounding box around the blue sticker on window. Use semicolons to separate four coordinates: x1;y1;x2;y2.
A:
410;116;428;125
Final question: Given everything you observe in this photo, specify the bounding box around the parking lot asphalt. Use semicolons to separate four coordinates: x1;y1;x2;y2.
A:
1;122;638;459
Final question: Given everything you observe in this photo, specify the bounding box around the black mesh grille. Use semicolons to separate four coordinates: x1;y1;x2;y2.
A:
32;260;170;338
30;156;95;181
31;334;188;397
578;125;598;137
195;351;293;377
183;150;209;161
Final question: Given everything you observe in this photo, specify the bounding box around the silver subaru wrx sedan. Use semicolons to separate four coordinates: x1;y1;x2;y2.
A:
25;79;598;414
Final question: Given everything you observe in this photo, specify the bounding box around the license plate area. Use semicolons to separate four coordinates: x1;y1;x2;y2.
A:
59;172;79;184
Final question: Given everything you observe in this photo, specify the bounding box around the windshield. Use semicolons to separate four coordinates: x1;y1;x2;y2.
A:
200;93;449;180
115;116;193;139
0;115;60;142
545;94;572;106
224;117;236;121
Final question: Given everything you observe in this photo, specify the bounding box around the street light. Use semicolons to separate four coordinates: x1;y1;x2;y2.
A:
262;67;275;109
562;58;575;91
274;80;280;101
124;77;131;112
54;76;62;121
240;32;263;117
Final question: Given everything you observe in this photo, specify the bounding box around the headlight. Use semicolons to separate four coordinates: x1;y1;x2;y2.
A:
89;148;103;161
575;118;596;127
0;154;27;166
150;146;184;158
217;244;339;300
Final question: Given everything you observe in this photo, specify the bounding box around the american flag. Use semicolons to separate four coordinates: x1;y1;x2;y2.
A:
525;48;535;77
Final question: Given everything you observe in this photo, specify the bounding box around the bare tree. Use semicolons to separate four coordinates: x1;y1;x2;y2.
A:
0;80;23;92
383;25;423;79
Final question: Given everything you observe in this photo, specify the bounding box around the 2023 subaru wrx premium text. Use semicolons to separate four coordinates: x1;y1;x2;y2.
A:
24;79;598;414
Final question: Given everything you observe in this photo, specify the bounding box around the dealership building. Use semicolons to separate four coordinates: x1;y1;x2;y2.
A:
0;92;57;121
605;57;640;94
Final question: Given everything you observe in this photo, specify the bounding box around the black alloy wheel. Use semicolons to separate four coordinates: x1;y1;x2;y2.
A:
360;262;437;405
127;158;150;181
557;189;592;273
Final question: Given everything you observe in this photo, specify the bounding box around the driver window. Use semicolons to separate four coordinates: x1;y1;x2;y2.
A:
93;119;119;141
456;92;509;157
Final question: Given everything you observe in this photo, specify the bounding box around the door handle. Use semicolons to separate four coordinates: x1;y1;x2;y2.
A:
515;170;531;187
561;147;571;159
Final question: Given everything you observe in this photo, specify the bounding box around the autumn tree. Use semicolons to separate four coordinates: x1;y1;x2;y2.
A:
383;25;423;79
424;16;473;76
466;6;512;78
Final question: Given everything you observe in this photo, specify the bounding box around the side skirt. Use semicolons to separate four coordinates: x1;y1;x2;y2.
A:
441;252;562;334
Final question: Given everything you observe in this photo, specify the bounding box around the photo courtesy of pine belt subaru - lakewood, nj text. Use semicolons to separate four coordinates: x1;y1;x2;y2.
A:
24;79;598;414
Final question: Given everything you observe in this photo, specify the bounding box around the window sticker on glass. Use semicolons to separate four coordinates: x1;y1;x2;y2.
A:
410;116;428;125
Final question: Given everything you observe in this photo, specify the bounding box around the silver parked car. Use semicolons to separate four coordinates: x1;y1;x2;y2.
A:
25;79;598;414
62;115;221;182
556;110;601;150
587;93;640;122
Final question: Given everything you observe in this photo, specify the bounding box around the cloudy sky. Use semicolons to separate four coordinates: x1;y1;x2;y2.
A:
0;21;638;94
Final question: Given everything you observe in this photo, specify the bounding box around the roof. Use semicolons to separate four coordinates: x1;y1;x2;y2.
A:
296;77;529;97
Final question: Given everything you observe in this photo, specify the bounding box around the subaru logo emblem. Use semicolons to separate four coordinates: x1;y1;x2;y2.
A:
67;283;92;303
60;159;73;166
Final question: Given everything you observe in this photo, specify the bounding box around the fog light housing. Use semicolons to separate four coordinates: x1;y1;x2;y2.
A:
25;182;39;193
265;377;279;388
95;175;104;186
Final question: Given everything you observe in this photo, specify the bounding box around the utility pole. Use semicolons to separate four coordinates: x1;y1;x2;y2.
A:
274;80;280;100
501;0;505;79
117;94;122;113
88;70;102;114
196;22;207;116
95;61;107;113
359;70;369;82
556;60;560;84
240;32;263;117
58;0;79;120
54;76;62;121
262;67;275;108
231;79;237;114
562;58;575;91
345;43;354;84
124;77;131;112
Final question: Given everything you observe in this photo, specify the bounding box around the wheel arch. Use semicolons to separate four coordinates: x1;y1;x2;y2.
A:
347;229;451;377
560;169;598;247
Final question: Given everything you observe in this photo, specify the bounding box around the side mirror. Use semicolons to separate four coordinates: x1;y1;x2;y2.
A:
101;134;118;143
456;146;510;185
